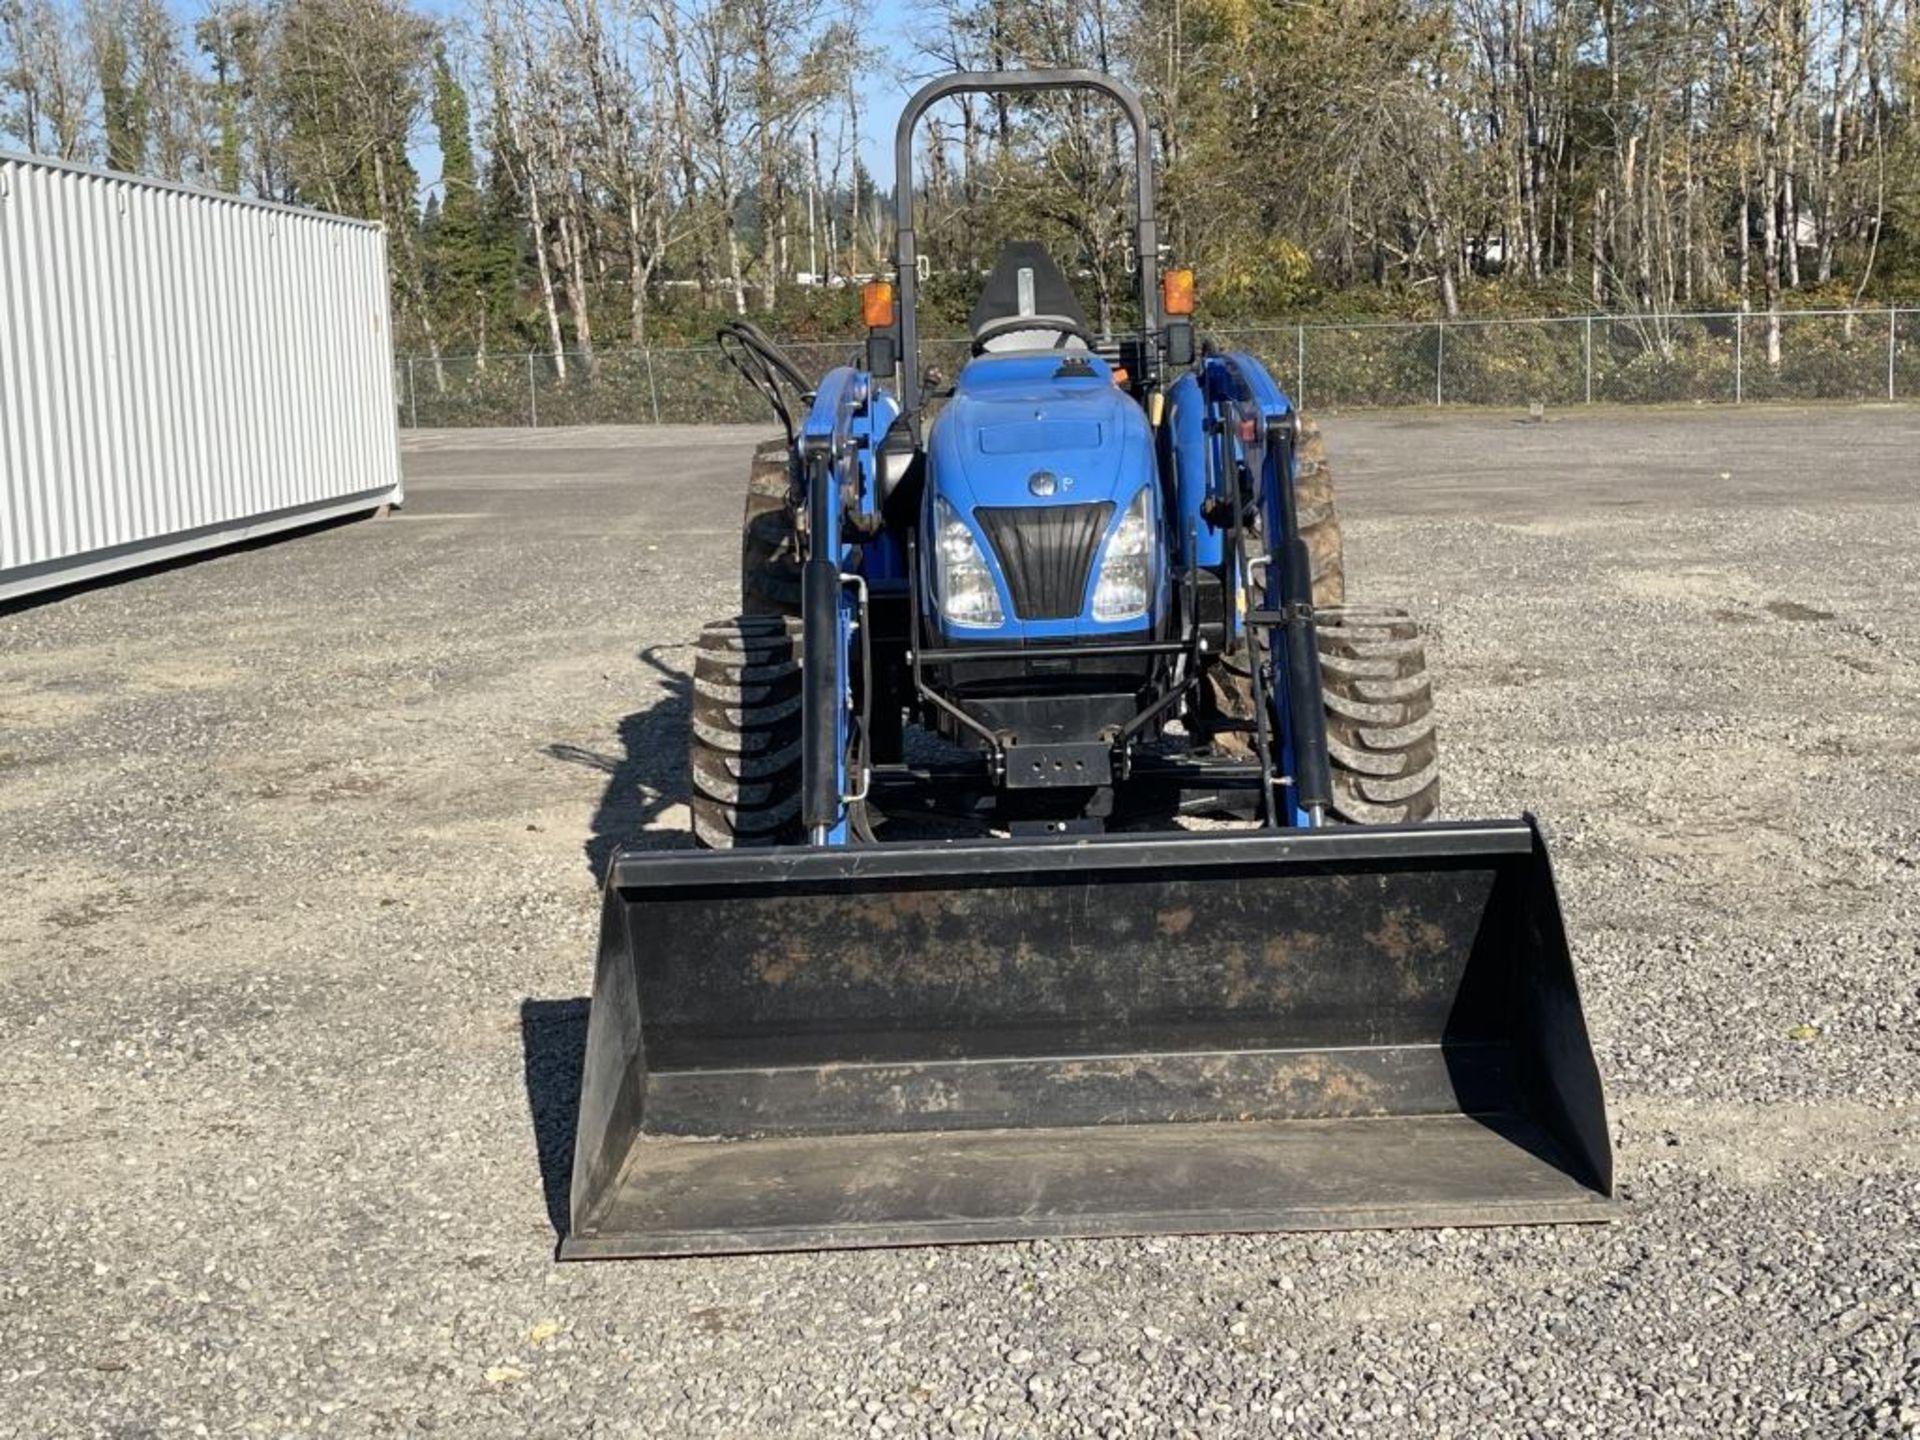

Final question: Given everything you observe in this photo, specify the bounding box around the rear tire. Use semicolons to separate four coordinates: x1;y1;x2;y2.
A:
742;439;801;617
1315;605;1440;823
1294;417;1345;609
688;616;804;847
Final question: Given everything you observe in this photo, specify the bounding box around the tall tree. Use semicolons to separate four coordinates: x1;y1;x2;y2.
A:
3;0;1916;355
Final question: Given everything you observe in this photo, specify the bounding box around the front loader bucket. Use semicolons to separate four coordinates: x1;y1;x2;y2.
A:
561;819;1611;1258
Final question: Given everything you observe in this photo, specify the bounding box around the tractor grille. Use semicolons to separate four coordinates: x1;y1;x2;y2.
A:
975;502;1114;621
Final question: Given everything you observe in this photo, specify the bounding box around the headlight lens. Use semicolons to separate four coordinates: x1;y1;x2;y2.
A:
932;496;1005;627
1091;488;1154;621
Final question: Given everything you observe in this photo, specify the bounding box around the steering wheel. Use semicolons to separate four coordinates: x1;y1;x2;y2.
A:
970;313;1097;355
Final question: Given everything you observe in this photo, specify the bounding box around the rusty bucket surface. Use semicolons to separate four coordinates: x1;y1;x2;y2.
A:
562;819;1611;1258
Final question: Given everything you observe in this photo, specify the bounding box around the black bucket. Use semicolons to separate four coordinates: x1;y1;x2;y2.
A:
562;818;1611;1257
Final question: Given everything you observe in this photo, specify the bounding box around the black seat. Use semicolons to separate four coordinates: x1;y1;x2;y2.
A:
968;242;1092;353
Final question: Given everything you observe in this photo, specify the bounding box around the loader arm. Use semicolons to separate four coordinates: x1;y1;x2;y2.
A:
1205;352;1337;823
796;366;894;844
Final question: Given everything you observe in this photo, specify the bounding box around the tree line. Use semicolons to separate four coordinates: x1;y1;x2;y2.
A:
3;0;1916;372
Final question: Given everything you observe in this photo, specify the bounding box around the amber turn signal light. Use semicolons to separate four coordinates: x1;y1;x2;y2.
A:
1160;268;1195;317
863;280;895;329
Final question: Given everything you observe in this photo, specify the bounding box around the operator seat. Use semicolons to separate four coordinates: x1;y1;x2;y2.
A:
968;241;1092;353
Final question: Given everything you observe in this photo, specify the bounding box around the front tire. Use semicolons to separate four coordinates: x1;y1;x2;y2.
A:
688;616;804;847
1315;605;1440;823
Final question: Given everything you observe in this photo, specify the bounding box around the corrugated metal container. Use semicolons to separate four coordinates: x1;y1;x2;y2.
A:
0;151;402;602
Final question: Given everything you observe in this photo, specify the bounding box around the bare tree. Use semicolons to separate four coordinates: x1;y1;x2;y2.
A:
2;0;95;157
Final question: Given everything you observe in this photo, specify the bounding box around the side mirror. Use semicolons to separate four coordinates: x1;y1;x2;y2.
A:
1165;318;1194;368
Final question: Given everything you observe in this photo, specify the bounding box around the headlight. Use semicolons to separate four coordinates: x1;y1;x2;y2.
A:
932;496;1005;627
1091;488;1154;622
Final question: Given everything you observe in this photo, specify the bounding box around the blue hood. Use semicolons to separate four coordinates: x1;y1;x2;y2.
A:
922;352;1164;640
925;352;1155;512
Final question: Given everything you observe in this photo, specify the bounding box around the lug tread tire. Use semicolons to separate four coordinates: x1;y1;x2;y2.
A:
1295;418;1345;608
693;674;802;708
1316;652;1412;683
689;616;804;847
1322;688;1416;726
741;439;802;617
1315;604;1440;823
1351;672;1432;704
691;739;803;784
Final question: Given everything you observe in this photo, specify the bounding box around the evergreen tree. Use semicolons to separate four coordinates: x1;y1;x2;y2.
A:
426;46;516;352
94;15;140;171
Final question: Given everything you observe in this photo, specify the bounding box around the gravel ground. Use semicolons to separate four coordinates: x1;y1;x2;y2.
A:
3;406;1918;1437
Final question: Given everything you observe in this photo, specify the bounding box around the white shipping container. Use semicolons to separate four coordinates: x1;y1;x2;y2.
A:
0;151;402;602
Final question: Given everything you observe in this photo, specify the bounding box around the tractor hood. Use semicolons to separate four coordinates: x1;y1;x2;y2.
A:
921;351;1165;640
925;352;1155;513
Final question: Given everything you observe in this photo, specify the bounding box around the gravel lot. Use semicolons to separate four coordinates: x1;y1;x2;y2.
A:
3;406;1918;1437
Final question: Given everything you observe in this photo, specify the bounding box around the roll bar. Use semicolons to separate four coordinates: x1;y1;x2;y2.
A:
890;69;1160;421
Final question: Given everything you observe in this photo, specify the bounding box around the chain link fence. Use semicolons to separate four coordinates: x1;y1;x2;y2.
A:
394;307;1917;428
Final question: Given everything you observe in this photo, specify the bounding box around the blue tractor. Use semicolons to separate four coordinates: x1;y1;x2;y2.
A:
564;71;1612;1259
